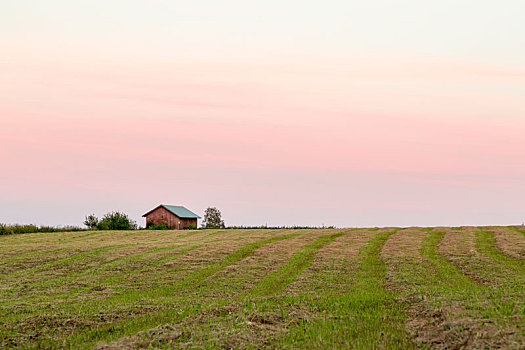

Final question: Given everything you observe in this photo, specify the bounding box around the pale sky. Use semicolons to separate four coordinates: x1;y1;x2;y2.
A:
1;1;525;227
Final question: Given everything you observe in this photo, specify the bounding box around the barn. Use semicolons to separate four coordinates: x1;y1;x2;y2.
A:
142;204;200;230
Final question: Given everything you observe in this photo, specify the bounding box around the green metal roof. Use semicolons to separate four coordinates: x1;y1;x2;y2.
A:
143;204;200;219
163;205;200;219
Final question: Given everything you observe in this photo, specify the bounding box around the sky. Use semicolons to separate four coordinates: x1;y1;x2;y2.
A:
1;1;525;228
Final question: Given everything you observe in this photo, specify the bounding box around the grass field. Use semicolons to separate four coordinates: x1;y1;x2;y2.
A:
1;227;524;349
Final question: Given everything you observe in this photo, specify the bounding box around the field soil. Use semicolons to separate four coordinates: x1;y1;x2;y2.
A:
0;227;523;349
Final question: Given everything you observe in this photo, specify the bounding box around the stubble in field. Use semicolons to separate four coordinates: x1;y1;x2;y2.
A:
1;226;523;349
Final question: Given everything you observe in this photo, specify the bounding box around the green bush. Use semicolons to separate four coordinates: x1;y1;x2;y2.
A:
184;224;197;230
96;212;137;230
146;221;169;230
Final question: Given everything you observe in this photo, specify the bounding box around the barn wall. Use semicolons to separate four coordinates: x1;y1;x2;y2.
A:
145;206;173;227
145;207;197;230
179;218;198;229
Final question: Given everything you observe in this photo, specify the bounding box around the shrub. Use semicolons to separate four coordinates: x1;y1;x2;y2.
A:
97;212;137;230
0;223;86;235
184;224;197;230
146;221;169;230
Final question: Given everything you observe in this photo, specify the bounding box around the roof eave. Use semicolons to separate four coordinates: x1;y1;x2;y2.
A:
142;204;201;219
142;204;164;217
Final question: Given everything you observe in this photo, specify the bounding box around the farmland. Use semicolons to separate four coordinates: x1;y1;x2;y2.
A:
0;227;524;349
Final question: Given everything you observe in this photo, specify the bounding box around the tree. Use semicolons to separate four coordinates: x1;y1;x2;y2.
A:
96;211;137;230
83;214;99;229
202;207;225;229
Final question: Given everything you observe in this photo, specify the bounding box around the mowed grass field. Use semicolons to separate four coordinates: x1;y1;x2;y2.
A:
0;227;524;349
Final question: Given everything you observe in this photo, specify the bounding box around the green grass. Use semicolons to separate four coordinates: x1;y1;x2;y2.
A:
419;230;476;289
475;229;525;273
0;227;523;349
167;232;302;294
383;227;524;348
248;231;349;297
276;229;416;349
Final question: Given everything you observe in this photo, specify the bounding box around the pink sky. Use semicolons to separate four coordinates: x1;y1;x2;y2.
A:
2;2;525;227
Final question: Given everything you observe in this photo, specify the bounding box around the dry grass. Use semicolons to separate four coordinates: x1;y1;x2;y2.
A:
1;227;523;349
199;231;315;297
383;227;524;349
437;227;491;283
284;228;372;295
491;226;525;259
381;227;426;259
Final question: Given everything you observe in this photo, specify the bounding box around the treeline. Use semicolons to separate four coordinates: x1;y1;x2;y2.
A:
0;224;85;236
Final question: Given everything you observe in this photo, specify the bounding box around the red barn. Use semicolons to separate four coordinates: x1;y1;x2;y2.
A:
142;204;200;230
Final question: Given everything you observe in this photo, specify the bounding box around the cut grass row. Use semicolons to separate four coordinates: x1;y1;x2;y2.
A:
97;228;415;349
95;230;349;349
475;228;525;274
276;229;417;349
78;231;343;348
247;231;349;297
1;230;288;304
1;227;523;349
127;229;416;349
384;227;524;348
1;230;312;348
